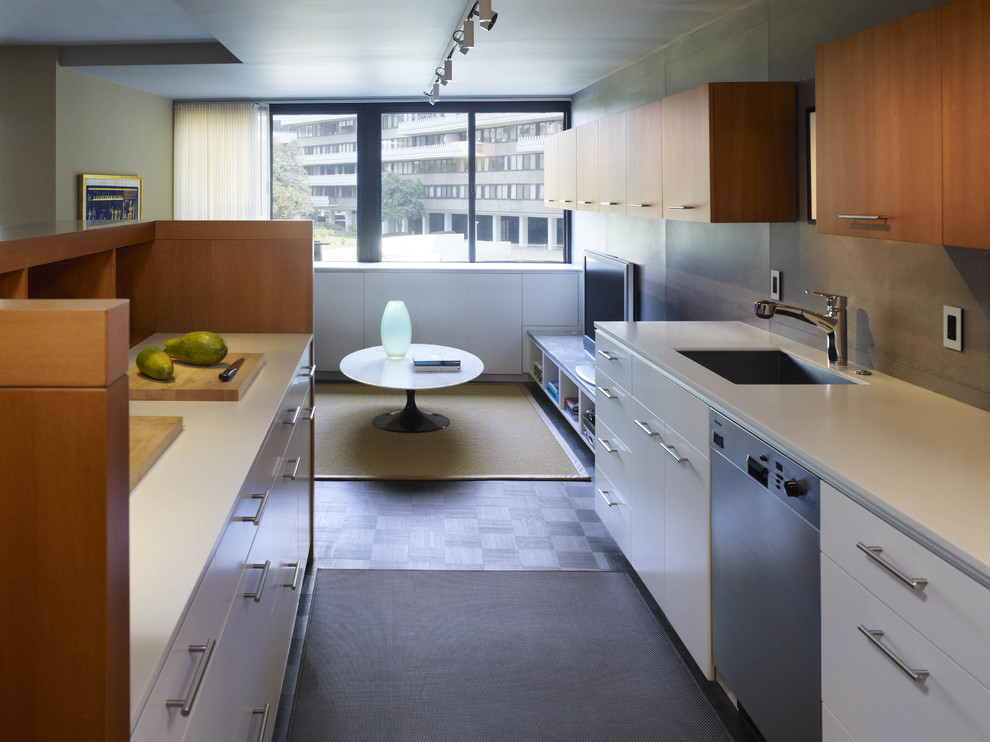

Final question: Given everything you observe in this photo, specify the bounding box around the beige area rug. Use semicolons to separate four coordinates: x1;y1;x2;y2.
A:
314;382;590;480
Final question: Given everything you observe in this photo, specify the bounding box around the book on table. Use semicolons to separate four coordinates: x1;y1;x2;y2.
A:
413;354;461;371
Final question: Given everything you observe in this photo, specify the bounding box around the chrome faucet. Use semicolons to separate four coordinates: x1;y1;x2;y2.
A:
754;291;848;365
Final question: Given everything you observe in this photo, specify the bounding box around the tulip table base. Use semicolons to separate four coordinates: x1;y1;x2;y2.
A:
373;389;449;432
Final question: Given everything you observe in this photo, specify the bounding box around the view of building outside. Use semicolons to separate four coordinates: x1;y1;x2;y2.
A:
272;111;565;262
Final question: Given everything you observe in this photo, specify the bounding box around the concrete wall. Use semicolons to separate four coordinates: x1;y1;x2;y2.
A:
0;48;173;226
571;0;990;411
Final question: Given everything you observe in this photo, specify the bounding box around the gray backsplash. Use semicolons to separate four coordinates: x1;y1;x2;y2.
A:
571;0;990;411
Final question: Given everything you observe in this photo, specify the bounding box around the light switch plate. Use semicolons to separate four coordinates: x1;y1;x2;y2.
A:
943;305;962;351
770;270;781;301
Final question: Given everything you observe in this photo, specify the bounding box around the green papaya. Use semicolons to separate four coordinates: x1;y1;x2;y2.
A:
164;331;229;366
136;346;174;381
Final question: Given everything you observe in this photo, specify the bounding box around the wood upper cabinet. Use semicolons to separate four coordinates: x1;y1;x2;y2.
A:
556;127;577;209
662;82;796;223
625;100;663;218
815;6;942;243
575;120;600;212
597;111;627;215
942;0;990;250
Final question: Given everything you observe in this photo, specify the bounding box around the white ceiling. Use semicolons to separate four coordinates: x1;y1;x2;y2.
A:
0;0;754;100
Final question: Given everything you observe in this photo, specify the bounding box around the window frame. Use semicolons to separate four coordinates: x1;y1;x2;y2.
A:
270;100;570;263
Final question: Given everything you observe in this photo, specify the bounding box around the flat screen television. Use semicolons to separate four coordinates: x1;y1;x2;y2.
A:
576;251;635;386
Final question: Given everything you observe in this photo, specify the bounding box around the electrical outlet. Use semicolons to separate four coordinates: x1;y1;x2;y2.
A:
770;270;781;301
943;306;963;351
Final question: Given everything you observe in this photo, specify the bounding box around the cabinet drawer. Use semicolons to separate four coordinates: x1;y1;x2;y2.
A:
821;484;990;689
822;556;990;742
594;417;631;506
595;467;631;555
593;374;631;443
594;333;632;390
631;357;709;454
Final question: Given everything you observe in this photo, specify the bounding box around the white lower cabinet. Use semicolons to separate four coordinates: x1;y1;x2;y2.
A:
821;483;990;742
823;704;857;742
133;349;313;742
594;330;713;678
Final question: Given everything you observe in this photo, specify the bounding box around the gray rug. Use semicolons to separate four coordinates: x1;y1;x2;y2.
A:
286;569;735;742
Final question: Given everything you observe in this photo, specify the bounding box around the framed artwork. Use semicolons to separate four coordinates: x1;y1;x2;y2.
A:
806;108;816;224
79;174;143;223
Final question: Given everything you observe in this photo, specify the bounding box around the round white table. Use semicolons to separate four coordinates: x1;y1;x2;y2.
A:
339;343;484;432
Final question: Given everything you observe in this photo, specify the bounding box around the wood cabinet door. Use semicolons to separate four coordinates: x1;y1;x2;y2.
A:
556;127;576;208
575;120;600;212
942;0;990;250
815;6;942;244
597;111;626;214
625;100;663;218
662;84;712;222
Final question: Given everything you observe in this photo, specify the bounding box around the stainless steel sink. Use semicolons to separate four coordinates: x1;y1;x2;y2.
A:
677;349;856;385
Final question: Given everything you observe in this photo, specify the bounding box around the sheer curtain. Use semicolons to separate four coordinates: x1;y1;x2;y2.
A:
173;102;270;219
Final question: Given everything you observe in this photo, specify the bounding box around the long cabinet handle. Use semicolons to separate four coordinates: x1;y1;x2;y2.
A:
282;457;302;480
839;214;885;221
239;561;271;603
857;625;930;682
628;203;652;208
283;406;302;426
304;407;316;422
166;638;216;716
251;703;271;742
660;441;686;463
600;201;619;206
668;205;694;210
856;543;928;591
299;365;316;379
597;349;619;361
279;561;301;590
596;437;618;454
577;200;595;205
232;491;270;527
596;385;616;400
597;488;622;507
634;419;660;437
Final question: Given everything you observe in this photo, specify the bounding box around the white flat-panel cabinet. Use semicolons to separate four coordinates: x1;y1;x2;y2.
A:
313;271;364;373
468;274;523;374
416;273;472;349
628;398;666;604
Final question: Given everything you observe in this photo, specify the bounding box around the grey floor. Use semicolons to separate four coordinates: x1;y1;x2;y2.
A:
270;383;761;742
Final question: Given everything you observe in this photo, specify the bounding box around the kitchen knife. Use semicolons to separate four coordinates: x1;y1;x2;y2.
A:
219;357;245;381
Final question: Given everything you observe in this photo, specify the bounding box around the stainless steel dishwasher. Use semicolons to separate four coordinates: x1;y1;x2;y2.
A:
710;410;821;742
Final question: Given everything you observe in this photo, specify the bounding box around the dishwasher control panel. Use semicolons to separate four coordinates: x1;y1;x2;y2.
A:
711;411;820;530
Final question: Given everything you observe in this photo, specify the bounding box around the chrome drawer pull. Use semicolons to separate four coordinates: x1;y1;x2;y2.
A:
577;200;595;205
596;437;618;454
304;407;316;422
232;491;270;527
600;201;619;206
282;457;302;480
283;406;302;425
856;543;928;591
596;386;616;400
668;205;694;210
628;203;651;208
839;214;885;221
239;561;271;603
858;625;930;682
252;703;271;742
597;488;622;507
661;441;686;463
279;561;301;590
597;349;619;361
299;365;316;379
634;419;660;437
166;638;216;716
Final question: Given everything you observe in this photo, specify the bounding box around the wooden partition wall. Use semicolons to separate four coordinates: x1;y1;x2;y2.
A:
0;219;312;742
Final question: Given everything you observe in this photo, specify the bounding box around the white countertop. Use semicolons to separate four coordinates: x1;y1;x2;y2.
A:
596;321;990;587
127;333;311;725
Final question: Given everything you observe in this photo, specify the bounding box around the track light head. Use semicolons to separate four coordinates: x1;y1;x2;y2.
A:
478;0;497;30
460;17;474;50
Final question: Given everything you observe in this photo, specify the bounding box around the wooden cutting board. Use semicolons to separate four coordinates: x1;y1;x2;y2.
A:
129;415;183;491
128;353;265;401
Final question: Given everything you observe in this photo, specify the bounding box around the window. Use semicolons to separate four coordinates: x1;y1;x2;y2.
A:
272;113;358;261
271;103;568;263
